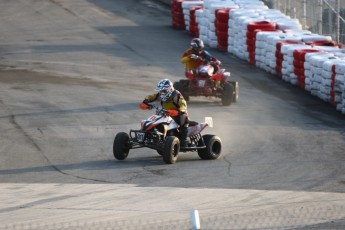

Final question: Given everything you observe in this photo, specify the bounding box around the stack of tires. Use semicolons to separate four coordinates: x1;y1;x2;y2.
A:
333;60;345;113
246;21;276;65
281;44;311;85
228;9;262;60
171;0;203;30
182;1;204;31
215;8;231;51
200;0;238;48
171;0;187;29
189;6;203;37
322;58;345;107
306;52;336;100
255;31;284;72
293;49;321;89
276;40;304;78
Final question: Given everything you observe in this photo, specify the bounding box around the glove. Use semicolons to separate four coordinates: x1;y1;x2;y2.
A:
142;99;150;105
140;100;153;110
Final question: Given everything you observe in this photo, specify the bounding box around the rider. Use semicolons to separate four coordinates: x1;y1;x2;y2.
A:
140;79;189;147
180;38;221;79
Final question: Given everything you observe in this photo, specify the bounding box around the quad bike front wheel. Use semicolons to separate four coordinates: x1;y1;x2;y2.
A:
197;134;222;160
163;136;180;164
221;82;234;106
113;132;130;160
233;81;239;103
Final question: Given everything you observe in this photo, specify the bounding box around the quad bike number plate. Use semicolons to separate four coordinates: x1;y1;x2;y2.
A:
136;132;145;142
198;80;206;87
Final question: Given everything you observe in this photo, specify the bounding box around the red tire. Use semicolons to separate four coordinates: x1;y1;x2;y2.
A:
247;21;276;31
217;30;228;40
276;40;304;51
294;68;305;76
293;49;320;61
216;8;230;22
215;21;228;31
293;60;304;69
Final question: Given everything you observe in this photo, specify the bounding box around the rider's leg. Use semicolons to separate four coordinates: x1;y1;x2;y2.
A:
179;114;189;147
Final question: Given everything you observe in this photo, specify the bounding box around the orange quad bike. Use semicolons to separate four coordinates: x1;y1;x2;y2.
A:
113;103;222;164
174;54;239;106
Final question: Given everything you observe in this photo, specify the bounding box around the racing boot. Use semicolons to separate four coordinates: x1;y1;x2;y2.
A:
179;126;188;148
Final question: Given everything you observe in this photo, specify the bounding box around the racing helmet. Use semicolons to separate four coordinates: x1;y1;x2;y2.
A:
155;79;174;102
191;38;204;52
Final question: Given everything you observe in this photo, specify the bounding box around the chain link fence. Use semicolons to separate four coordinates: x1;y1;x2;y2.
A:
263;0;345;44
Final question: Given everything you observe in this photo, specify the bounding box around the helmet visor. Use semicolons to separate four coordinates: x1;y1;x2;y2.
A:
158;87;172;101
159;89;169;95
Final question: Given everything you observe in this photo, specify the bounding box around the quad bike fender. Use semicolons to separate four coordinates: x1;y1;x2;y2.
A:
167;120;180;131
187;123;208;137
185;70;195;80
211;69;230;82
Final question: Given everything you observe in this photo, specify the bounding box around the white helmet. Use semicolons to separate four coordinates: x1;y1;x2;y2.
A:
155;79;174;101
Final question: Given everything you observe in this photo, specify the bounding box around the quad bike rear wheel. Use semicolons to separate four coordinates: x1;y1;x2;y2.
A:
197;134;222;160
163;136;180;164
221;82;234;106
113;132;130;160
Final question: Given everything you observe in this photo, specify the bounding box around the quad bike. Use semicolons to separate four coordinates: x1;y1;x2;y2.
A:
113;104;222;164
174;55;239;106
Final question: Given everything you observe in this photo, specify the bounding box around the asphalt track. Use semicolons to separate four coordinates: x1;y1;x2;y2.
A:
1;0;345;229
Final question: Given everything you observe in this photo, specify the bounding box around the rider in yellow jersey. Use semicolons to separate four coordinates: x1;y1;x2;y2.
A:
140;79;189;147
181;38;221;79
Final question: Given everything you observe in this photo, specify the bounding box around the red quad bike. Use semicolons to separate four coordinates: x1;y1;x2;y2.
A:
113;104;222;164
174;54;239;106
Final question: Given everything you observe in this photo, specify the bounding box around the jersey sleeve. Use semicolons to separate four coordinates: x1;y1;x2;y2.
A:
181;52;191;64
145;93;159;102
178;97;187;112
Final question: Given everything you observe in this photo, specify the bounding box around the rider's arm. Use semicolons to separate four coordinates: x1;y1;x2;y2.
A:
181;51;192;64
181;55;190;64
140;93;159;110
144;93;159;103
177;97;187;113
201;50;221;65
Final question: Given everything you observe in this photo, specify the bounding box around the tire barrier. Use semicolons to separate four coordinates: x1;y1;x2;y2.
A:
171;0;345;114
276;40;304;78
171;0;186;29
189;6;203;37
293;49;321;89
215;8;231;51
171;0;203;30
182;1;204;31
246;21;276;65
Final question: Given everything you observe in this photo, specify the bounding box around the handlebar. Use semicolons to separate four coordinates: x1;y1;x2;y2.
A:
144;103;169;116
156;108;169;116
190;54;221;66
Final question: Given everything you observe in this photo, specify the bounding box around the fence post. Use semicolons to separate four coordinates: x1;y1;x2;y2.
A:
318;0;323;35
302;0;307;29
336;0;340;43
191;209;201;230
